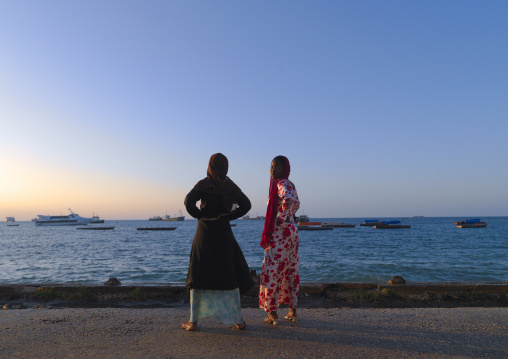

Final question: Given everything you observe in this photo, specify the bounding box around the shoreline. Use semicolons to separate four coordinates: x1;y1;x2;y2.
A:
2;280;507;309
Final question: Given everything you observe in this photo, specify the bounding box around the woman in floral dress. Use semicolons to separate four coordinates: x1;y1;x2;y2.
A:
259;155;300;325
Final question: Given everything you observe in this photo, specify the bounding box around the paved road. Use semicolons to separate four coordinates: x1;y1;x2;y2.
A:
1;307;507;358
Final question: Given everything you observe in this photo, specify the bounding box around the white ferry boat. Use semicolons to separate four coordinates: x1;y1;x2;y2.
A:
35;208;92;226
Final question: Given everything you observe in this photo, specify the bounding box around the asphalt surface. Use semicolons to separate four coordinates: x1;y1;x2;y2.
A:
1;307;507;358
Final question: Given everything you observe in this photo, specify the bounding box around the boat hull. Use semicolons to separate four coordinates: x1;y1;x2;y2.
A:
297;226;333;231
35;220;90;226
456;223;487;228
374;224;411;229
77;226;115;230
137;227;176;231
162;217;184;221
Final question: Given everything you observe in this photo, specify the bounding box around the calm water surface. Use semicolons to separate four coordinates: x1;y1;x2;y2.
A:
1;217;507;283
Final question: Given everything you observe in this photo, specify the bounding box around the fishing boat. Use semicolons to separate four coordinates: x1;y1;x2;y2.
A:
90;213;105;223
162;210;185;221
34;209;92;226
137;227;176;231
322;221;356;228
148;215;163;221
360;220;380;227
454;219;487;228
5;216;19;226
297;222;334;230
374;220;411;229
295;214;310;223
76;226;115;230
242;214;263;220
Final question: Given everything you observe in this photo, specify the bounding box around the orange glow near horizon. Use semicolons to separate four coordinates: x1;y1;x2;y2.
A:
1;156;186;221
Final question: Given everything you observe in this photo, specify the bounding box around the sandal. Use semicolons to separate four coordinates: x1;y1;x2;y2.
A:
181;322;197;331
284;309;298;323
233;321;246;331
264;312;278;326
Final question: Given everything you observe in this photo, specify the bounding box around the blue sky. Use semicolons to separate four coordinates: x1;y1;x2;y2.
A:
1;1;507;220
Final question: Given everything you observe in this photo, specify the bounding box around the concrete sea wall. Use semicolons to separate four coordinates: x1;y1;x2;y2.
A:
1;276;508;309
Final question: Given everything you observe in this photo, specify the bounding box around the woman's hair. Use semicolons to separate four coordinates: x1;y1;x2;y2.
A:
272;155;286;169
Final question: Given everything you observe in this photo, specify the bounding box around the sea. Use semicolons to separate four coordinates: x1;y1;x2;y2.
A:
1;217;507;284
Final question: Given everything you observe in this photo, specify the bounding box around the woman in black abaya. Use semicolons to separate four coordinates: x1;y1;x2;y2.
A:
182;153;254;331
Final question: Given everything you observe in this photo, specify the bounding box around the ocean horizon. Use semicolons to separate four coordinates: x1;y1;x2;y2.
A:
1;217;507;284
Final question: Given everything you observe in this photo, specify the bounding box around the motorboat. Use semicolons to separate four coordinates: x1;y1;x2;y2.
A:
5;216;19;227
295;214;310;223
90;213;105;224
360;220;380;227
454;219;487;228
76;226;115;230
34;208;93;226
137;227;176;231
374;220;411;229
322;221;356;228
242;214;263;220
297;222;334;230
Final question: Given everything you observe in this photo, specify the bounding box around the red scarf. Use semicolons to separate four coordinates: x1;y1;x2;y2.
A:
260;156;290;248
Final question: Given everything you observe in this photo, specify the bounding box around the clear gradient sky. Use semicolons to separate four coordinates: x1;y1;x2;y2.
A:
1;1;507;221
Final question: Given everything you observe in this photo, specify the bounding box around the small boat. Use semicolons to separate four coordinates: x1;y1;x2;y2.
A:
295;214;310;223
77;226;115;230
90;213;105;224
322;221;356;228
137;227;176;231
148;215;163;221
162;210;185;221
297;222;333;230
5;216;19;226
455;219;487;228
230;223;237;227
360;220;380;227
374;220;411;229
242;214;263;220
35;209;92;226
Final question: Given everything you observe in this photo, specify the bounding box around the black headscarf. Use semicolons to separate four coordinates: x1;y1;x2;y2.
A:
193;153;242;211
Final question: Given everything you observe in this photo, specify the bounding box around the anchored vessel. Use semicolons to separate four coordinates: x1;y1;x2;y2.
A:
5;216;19;226
298;222;334;231
374;220;411;229
454;219;487;228
322;221;356;228
162;210;185;221
34;209;92;226
295;214;310;223
242;214;264;220
360;220;380;227
90;213;105;223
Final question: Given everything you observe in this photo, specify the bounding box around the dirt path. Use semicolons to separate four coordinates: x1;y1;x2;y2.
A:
1;307;507;358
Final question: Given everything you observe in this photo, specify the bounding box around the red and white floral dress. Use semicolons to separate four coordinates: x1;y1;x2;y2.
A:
259;179;300;312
